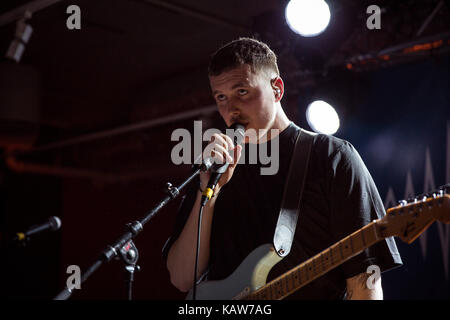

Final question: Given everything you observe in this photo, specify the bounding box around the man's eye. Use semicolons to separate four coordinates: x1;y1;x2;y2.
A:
216;94;226;101
238;89;248;95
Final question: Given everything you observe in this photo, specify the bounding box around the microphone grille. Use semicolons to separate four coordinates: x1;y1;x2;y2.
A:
229;123;245;145
230;122;245;132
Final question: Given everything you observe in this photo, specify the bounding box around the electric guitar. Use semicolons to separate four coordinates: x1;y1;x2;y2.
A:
186;185;450;300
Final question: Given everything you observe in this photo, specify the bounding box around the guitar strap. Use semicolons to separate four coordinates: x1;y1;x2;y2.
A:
273;125;315;257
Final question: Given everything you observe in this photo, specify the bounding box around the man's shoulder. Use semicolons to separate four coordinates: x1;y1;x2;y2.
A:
296;126;353;158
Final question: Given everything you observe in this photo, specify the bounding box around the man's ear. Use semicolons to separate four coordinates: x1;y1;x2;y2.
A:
271;77;284;102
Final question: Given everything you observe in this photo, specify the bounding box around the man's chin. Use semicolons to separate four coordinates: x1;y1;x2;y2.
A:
244;130;262;144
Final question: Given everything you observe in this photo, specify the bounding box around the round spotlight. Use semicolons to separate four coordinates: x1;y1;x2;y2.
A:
306;100;340;134
285;0;331;37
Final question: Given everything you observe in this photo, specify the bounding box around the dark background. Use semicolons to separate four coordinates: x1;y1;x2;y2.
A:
0;0;449;300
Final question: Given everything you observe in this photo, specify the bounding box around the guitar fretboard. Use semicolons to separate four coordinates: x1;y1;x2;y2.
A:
245;221;381;300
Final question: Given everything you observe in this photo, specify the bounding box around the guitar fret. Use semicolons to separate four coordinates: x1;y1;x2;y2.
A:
285;274;289;293
271;283;276;299
349;235;354;252
296;268;302;286
341;238;353;258
312;258;317;277
352;230;365;253
322;250;328;270
304;262;309;281
295;269;301;287
339;241;344;259
299;264;304;283
361;226;366;246
291;272;296;291
363;222;379;245
277;280;283;298
276;280;281;298
277;279;283;294
321;252;326;272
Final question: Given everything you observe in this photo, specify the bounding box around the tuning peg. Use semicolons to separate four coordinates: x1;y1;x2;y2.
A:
440;184;449;194
398;200;407;206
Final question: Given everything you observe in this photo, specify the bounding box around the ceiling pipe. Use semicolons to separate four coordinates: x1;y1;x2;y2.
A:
416;0;445;37
345;30;450;68
142;0;249;33
8;105;217;156
5;154;187;183
6;155;120;182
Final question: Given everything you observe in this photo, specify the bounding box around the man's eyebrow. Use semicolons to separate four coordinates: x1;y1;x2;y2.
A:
212;82;247;96
231;82;247;89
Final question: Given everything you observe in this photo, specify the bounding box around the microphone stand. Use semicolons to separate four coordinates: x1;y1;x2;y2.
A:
54;164;207;300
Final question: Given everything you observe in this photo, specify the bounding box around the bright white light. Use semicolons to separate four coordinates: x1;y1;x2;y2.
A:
306;100;340;134
285;0;331;37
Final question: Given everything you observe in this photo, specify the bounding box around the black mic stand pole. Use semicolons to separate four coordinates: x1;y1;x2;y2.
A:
54;164;207;300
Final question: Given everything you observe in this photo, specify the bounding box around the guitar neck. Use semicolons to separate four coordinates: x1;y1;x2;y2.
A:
246;220;382;300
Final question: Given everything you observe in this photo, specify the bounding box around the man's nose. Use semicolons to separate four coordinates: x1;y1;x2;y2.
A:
227;102;240;117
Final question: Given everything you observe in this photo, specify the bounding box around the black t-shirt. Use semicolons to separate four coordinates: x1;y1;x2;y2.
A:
162;122;402;299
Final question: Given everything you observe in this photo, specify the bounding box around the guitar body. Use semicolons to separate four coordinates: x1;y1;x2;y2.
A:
186;243;283;300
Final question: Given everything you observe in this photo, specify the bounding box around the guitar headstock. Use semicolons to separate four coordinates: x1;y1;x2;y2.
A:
377;184;450;244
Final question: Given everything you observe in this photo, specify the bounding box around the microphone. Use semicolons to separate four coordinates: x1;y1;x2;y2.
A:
200;123;245;206
15;216;62;242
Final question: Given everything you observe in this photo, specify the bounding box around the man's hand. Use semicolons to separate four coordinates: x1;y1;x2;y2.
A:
345;272;383;300
200;132;242;192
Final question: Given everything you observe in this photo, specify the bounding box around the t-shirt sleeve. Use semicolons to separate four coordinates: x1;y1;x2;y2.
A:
328;140;403;279
161;174;200;262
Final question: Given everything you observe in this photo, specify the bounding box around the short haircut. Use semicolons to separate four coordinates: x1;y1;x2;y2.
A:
208;37;279;78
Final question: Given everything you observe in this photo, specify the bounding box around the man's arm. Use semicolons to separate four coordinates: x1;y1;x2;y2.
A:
345;272;383;300
166;188;218;292
166;133;242;292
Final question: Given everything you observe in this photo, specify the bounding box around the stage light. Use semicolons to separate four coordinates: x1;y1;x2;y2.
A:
306;100;340;134
285;0;331;37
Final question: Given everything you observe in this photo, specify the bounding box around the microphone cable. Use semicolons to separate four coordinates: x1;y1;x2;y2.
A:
192;201;206;300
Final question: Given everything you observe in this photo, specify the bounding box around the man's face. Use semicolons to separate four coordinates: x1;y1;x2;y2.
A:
209;64;278;143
